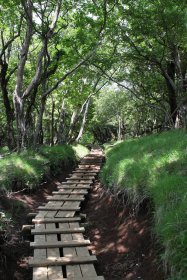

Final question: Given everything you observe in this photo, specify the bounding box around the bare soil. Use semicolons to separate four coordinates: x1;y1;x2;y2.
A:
82;181;165;280
0;174;165;280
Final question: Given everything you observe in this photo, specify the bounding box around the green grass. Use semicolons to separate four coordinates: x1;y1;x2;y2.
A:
0;144;89;231
0;144;84;192
72;144;89;159
101;129;187;280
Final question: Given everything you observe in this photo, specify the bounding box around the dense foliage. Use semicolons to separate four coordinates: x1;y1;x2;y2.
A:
0;1;187;278
0;1;187;148
101;130;187;279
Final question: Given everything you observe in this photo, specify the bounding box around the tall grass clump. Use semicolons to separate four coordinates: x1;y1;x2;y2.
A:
0;145;79;192
101;129;187;279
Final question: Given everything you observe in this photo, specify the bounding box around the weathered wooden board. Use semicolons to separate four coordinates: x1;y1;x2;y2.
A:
29;255;97;267
38;206;80;211
46;197;84;202
32;217;81;224
52;190;88;194
31;227;85;235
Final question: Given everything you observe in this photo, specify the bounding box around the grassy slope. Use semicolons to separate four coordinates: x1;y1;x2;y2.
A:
0;144;89;231
0;144;89;192
101;130;187;280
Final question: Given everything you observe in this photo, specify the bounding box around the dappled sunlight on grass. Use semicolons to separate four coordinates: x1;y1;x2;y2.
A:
0;145;77;191
101;129;187;279
72;144;89;159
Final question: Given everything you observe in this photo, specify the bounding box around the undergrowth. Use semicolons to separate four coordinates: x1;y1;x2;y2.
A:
0;144;88;193
0;144;88;233
101;129;187;280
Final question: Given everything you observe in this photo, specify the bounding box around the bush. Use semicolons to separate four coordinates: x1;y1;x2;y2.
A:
101;129;187;279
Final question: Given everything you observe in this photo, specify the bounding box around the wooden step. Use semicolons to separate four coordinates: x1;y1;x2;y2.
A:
37;206;80;211
32;217;81;224
52;191;88;195
57;186;90;190
73;170;98;174
67;176;95;180
30;239;90;248
29;255;97;267
46;197;84;202
31;227;85;235
65;180;93;184
78;165;100;167
81;161;102;164
58;182;92;185
66;277;104;280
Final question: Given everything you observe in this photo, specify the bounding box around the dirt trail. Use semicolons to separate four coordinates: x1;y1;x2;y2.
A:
82;180;165;280
0;171;165;280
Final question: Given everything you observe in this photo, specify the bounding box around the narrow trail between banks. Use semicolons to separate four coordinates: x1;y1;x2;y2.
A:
0;149;165;280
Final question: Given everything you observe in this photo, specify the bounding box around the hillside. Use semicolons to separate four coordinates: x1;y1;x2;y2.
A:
101;130;187;280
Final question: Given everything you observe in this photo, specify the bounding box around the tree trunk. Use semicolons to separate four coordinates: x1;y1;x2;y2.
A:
57;99;66;144
50;96;55;146
67;109;78;143
33;97;46;147
13;0;33;150
76;99;90;142
165;61;178;125
0;60;15;149
117;115;122;140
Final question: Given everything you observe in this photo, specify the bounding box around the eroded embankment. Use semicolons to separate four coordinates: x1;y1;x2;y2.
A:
82;180;165;280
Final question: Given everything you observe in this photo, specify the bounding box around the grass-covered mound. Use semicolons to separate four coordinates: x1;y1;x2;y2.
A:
0;144;88;192
101;130;187;280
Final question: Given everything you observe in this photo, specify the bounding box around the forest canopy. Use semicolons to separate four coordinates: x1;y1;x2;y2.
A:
0;0;187;150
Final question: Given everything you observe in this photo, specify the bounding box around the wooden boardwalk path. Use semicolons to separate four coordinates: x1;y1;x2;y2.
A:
29;149;104;280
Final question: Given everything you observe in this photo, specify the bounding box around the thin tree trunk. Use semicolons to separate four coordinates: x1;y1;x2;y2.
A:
67;109;78;143
57;99;66;144
33;96;46;147
117;115;122;140
76;99;90;142
51;96;55;146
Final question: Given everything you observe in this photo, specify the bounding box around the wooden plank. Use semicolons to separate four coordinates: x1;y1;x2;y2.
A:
37;206;80;211
60;223;82;278
33;267;48;280
32;217;81;224
53;190;88;194
78;164;100;166
76;247;97;278
46;197;84;202
31;227;85;235
48;267;64;280
57;186;90;190
55;201;79;218
46;223;63;280
33;225;48;280
30;240;90;248
81;161;102;165
29;255;97;267
66;277;104;280
73;170;98;174
78;167;100;171
66;179;93;183
61;181;92;185
66;176;95;180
